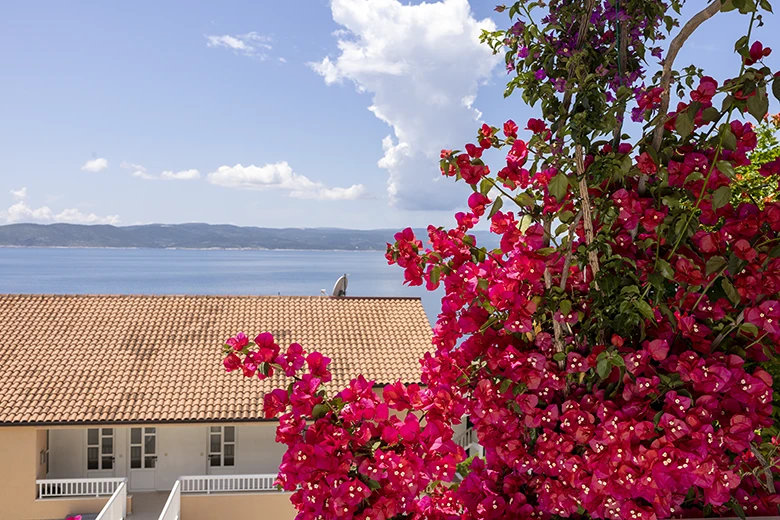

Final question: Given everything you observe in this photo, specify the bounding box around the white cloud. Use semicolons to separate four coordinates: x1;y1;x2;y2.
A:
206;32;273;58
10;187;27;200
4;201;119;225
161;169;200;181
207;162;367;201
291;184;367;201
122;162;199;181
310;0;498;210
121;161;155;180
81;157;109;173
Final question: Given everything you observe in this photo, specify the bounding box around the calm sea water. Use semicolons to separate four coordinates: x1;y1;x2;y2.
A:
0;248;443;324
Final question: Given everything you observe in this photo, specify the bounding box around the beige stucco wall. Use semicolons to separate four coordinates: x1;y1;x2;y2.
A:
181;492;296;520
0;426;129;520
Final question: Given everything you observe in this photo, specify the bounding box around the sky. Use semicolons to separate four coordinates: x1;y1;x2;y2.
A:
0;0;775;229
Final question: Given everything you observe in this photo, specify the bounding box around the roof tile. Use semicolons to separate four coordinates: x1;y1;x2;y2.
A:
0;294;431;425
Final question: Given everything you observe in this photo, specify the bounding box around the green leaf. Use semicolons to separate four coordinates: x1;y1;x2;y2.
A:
746;91;769;121
705;256;727;276
430;265;441;286
711;186;732;210
634;300;655;321
720;125;737;151
479;178;492;196
734;34;749;52
312;403;329;419
716;160;737;178
596;358;612;379
559;299;572;316
675;111;694;138
760;0;773;12
553;352;566;362
548;172;569;201
773;76;780;103
731;500;747;520
514;191;535;208
701;106;720;123
519;214;533;233
479;314;499;333
657;258;675;280
721;278;741;306
499;378;513;393
739;322;760;336
558;210;574;223
488;196;504;219
620;285;640;296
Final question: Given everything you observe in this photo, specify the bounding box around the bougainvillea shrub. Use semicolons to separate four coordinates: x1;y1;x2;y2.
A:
734;113;780;206
224;0;780;518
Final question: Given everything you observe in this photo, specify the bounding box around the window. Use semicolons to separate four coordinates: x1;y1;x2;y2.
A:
87;428;114;471
130;427;157;469
208;426;235;467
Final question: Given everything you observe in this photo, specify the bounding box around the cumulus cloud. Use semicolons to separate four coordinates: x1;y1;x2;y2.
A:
10;187;27;200
207;161;367;201
3;194;119;226
81;157;109;173
206;32;274;59
310;0;499;210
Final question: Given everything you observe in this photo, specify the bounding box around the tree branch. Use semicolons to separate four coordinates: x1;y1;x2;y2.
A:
652;0;723;151
576;145;601;290
559;211;584;291
543;218;566;366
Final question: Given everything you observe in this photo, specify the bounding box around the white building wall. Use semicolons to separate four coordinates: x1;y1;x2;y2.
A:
47;423;284;490
157;425;208;490
235;424;284;476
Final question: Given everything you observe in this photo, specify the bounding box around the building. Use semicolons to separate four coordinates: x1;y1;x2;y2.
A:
0;294;434;520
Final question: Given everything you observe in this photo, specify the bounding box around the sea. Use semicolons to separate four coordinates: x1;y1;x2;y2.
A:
0;248;444;325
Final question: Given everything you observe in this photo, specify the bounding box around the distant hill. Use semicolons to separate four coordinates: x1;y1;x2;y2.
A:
0;223;498;251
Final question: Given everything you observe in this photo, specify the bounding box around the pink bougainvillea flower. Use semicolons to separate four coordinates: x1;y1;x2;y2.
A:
745;41;772;65
225;332;249;351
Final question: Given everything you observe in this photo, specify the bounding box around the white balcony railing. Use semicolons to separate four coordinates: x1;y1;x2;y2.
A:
36;477;126;499
454;427;478;450
158;479;181;520
96;481;127;520
179;474;280;494
455;427;484;457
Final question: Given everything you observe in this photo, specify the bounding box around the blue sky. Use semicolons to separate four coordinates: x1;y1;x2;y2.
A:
0;0;774;229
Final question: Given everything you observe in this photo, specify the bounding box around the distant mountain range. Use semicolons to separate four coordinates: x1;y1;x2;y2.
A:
0;223;497;251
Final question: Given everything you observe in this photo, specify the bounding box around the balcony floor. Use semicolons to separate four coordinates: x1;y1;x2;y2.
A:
129;491;169;520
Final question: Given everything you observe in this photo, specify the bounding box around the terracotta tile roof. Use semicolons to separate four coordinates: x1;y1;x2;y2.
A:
0;294;432;425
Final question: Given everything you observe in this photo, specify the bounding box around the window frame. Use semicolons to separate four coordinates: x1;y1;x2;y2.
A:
45;430;50;475
208;426;236;468
86;428;114;472
130;427;157;470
